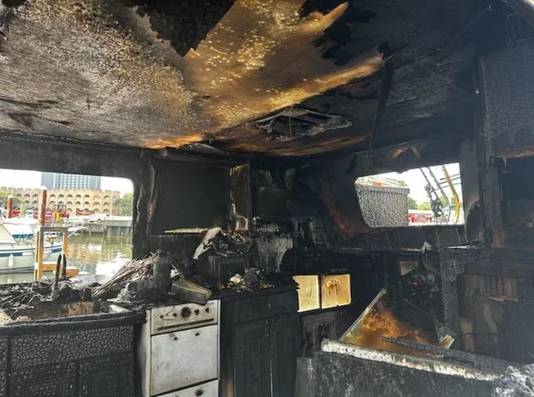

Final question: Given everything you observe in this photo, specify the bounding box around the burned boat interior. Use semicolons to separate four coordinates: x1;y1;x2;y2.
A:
1;0;534;396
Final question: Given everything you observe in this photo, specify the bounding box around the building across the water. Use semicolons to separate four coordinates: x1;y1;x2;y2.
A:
0;187;119;215
41;172;102;190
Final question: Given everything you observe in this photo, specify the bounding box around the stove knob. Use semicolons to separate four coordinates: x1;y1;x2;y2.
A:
181;307;192;318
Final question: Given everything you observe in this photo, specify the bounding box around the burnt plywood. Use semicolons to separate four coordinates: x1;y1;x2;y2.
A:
0;0;383;154
480;43;534;159
0;0;484;156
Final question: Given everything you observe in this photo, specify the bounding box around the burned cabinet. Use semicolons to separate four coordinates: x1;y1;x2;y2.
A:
79;354;135;397
270;313;300;397
439;247;534;362
221;288;301;397
2;315;140;397
233;320;271;397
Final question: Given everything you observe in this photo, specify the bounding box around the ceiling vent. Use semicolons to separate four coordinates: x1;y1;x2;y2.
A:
254;108;351;141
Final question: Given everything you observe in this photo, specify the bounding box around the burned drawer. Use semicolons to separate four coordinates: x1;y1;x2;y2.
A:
9;326;133;369
151;300;219;335
235;290;298;323
159;380;219;397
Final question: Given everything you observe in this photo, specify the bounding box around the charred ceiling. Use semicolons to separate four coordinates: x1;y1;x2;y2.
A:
0;0;514;157
122;0;236;56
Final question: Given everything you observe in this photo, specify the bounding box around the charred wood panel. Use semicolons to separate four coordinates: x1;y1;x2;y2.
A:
233;320;271;397
440;247;534;362
300;309;355;357
0;312;141;397
270;313;301;397
220;288;300;397
9;363;77;397
480;43;534;159
78;353;135;397
0;130;142;180
151;160;230;233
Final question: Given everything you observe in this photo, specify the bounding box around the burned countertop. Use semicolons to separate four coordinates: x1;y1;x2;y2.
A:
0;282;144;335
213;283;297;302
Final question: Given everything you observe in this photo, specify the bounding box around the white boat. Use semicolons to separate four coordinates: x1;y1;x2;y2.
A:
0;223;62;273
2;216;36;240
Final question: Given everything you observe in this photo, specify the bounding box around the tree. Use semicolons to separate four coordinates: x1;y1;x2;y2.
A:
0;191;8;207
0;192;19;208
113;193;133;216
417;195;451;212
408;196;418;210
417;201;431;210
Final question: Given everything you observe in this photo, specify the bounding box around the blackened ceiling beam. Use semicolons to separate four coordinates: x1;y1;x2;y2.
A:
0;129;143;181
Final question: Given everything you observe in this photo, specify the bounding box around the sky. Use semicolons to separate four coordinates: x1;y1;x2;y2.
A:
0;169;133;194
356;162;462;203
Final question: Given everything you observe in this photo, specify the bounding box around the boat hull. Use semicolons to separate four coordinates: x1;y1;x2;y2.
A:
0;245;62;272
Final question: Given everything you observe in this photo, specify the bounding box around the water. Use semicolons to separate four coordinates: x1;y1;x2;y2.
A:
0;235;132;284
67;235;132;273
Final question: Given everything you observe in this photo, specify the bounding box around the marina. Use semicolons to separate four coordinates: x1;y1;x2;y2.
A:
0;234;132;284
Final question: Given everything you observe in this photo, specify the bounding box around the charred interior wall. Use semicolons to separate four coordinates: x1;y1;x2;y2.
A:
434;41;534;363
151;160;230;233
479;42;534;247
292;135;469;247
140;157;299;273
0;131;149;258
0;131;143;181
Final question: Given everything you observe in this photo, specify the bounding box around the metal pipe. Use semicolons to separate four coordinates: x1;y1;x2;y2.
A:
426;167;451;223
419;169;440;201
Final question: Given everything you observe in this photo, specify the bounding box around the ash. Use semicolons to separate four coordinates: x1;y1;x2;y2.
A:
494;365;534;397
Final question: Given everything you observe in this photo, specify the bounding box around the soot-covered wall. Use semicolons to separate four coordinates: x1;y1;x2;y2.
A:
151;160;230;234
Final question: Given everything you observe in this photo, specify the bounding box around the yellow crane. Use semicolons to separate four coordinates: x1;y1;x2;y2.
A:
441;166;462;224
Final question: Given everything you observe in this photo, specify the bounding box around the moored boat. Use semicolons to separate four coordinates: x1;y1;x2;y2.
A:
0;223;62;273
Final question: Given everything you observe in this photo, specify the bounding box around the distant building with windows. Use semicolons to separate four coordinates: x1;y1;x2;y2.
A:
0;187;119;215
41;172;102;190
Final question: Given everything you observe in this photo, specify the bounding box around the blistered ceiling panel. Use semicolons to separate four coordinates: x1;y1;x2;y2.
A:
0;0;486;156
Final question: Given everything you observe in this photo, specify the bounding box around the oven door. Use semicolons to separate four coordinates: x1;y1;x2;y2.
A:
150;324;218;395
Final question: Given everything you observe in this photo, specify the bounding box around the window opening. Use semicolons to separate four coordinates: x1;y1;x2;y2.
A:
355;162;463;227
0;169;133;284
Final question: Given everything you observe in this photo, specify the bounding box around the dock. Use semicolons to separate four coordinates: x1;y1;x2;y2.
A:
62;216;132;237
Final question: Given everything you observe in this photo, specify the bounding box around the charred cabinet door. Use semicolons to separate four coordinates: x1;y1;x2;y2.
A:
270;313;300;397
233;319;271;397
79;354;135;397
